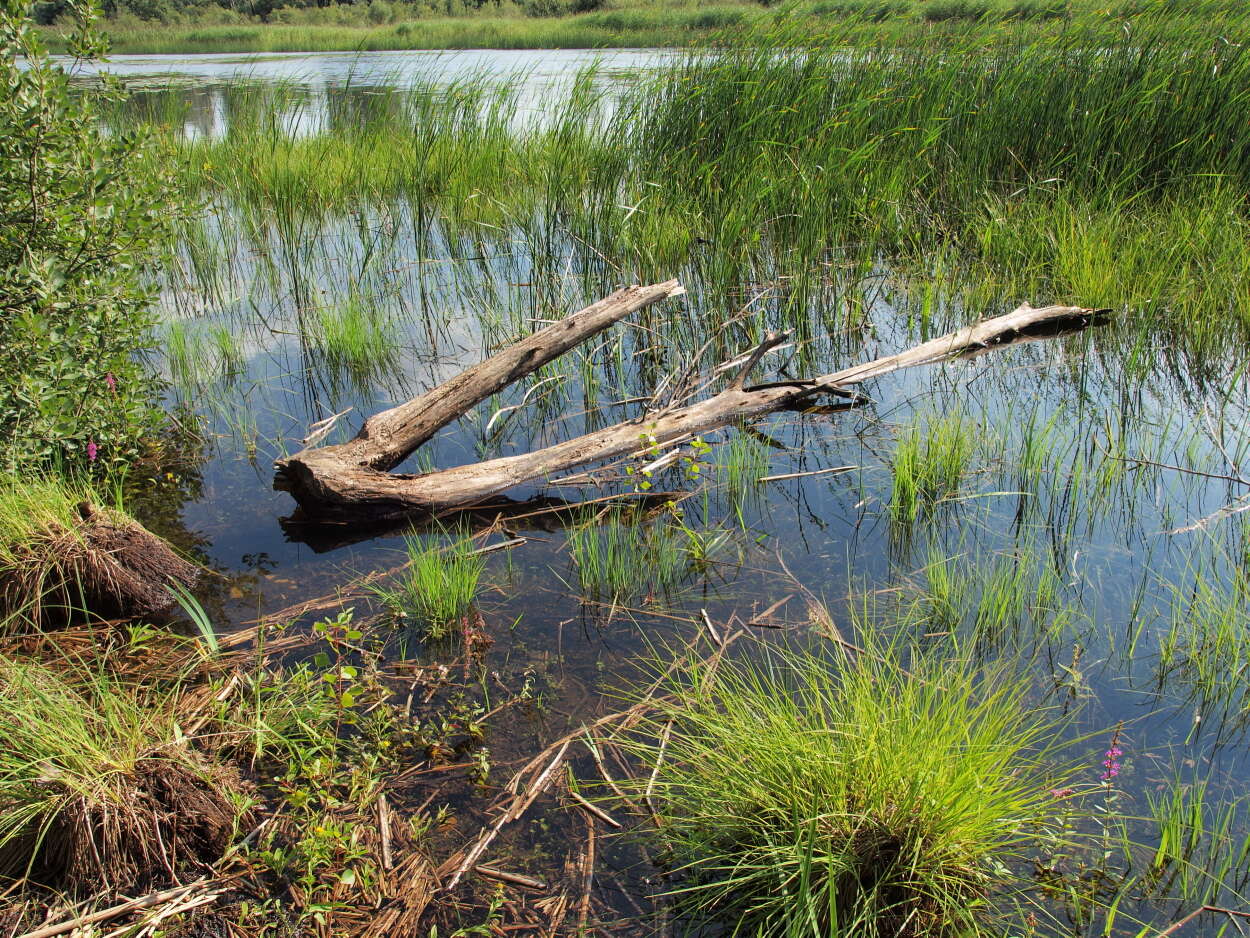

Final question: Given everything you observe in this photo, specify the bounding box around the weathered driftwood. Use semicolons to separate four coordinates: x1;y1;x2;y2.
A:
295;279;685;475
276;285;1107;521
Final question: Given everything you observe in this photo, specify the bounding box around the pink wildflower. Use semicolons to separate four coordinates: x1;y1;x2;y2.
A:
86;439;98;462
105;372;117;393
1100;724;1124;783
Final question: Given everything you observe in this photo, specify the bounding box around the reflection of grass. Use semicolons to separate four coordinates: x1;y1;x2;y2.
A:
617;638;1072;938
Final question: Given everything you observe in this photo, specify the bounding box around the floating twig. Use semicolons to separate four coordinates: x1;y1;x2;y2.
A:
474;866;547;891
758;465;858;483
568;788;622;829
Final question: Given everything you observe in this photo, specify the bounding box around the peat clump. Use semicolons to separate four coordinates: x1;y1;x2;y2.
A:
0;491;199;625
0;659;244;895
30;757;239;893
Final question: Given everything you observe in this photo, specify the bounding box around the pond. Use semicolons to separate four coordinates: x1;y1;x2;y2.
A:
100;49;1250;936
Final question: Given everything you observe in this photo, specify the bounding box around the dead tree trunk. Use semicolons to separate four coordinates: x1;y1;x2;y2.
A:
275;285;1107;521
294;280;685;474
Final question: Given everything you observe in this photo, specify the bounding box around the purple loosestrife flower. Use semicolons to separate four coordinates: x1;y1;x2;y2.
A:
1100;725;1124;784
87;439;98;462
105;372;116;393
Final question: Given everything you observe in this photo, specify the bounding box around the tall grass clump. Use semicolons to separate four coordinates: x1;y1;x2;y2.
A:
374;532;485;640
0;657;241;892
567;511;687;604
889;414;975;522
616;639;1073;937
0;475;97;621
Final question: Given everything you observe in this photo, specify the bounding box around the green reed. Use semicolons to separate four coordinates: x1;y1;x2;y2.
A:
373;532;486;640
566;509;687;604
1145;774;1250;907
613;636;1077;937
889;414;976;523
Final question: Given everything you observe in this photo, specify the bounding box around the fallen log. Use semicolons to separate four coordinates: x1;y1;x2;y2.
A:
276;289;1108;521
289;279;685;475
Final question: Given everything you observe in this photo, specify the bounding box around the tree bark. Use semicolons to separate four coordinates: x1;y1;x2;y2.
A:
276;294;1108;521
282;279;685;475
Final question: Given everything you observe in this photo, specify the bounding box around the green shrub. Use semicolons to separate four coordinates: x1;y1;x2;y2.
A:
0;0;182;471
616;640;1073;937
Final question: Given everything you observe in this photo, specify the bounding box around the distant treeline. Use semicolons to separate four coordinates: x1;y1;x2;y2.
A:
30;0;1250;29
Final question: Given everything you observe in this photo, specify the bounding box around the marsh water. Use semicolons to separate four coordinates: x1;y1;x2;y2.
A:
104;51;1250;935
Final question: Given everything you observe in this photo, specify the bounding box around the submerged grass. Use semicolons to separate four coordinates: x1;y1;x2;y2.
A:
616;638;1074;937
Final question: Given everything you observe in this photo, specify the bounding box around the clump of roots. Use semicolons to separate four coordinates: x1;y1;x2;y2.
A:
27;758;240;893
0;658;244;894
0;497;199;625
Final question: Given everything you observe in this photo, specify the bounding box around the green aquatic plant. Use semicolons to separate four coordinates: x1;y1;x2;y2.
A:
719;429;771;508
615;638;1074;938
1144;774;1250;907
309;293;399;384
889;414;976;523
1157;562;1250;712
373;532;486;640
566;510;687;605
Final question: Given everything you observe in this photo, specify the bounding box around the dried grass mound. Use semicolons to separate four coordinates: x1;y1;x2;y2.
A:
0;658;244;893
0;477;199;624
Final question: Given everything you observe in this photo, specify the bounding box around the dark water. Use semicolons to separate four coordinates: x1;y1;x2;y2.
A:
110;55;1250;935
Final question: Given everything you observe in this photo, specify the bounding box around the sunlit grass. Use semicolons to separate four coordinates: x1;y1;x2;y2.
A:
889;414;976;523
373;532;486;640
614;637;1075;937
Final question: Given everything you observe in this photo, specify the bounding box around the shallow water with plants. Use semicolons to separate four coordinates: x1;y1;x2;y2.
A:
10;11;1250;936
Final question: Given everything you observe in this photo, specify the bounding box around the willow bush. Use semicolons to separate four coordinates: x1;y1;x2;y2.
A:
0;0;181;471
